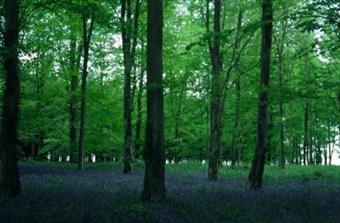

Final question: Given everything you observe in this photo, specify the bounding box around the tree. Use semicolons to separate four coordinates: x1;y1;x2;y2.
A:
141;0;166;202
276;15;287;168
230;10;244;167
120;0;141;173
68;19;82;163
207;0;223;182
0;0;21;196
249;0;273;189
78;13;95;171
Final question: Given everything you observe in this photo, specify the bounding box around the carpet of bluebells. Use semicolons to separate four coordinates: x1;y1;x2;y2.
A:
1;162;340;223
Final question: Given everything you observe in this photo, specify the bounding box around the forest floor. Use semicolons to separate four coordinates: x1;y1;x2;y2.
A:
1;161;340;223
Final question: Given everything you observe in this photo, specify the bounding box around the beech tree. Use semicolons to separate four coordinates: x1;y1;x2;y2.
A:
141;0;166;202
207;0;223;182
0;0;21;196
78;13;95;171
249;0;274;189
120;0;141;173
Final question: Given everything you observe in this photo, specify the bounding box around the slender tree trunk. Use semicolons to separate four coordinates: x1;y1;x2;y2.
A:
303;101;310;165
231;75;241;167
249;0;273;189
278;20;287;169
231;10;243;167
141;0;165;202
34;54;45;160
0;0;21;196
134;68;144;159
68;27;79;163
121;0;141;173
121;0;133;173
208;0;223;182
328;123;333;165
130;0;142;108
324;141;328;165
78;16;95;171
296;136;302;165
308;103;313;164
314;117;321;164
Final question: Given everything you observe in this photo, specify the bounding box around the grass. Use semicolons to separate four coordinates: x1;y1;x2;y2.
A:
1;161;340;223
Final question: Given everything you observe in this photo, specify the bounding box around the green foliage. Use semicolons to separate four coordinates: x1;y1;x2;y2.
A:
6;0;338;164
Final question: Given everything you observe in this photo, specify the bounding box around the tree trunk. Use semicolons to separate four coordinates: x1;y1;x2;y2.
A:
78;16;95;171
0;0;21;196
303;101;308;165
34;53;45;160
68;25;79;163
134;68;144;159
249;0;273;189
141;0;166;202
207;0;223;182
278;19;287;169
308;103;313;164
121;0;133;173
328;123;333;165
314;117;321;164
231;10;243;167
121;0;141;173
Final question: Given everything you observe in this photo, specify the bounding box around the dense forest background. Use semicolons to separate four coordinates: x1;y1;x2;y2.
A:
5;0;337;167
1;0;340;221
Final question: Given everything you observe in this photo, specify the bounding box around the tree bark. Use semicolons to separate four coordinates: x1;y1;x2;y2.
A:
141;0;166;202
68;25;79;163
0;0;21;196
278;19;287;169
33;52;46;160
121;0;133;173
134;68;144;159
328;123;333;165
231;10;243;167
249;0;273;189
78;15;95;171
121;0;141;173
207;0;223;182
303;102;308;165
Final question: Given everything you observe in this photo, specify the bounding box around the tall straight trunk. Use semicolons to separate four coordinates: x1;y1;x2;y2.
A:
278;20;287;169
292;136;299;164
278;102;284;167
141;0;165;202
134;68;144;159
121;0;141;173
33;55;44;160
303;101;308;165
68;27;78;163
78;16;95;171
328;123;333;165
308;104;313;164
121;0;133;173
324;142;328;165
208;0;223;182
249;0;273;189
231;10;243;167
297;137;302;165
130;0;142;108
0;0;21;196
231;75;241;167
314;117;322;164
328;140;332;165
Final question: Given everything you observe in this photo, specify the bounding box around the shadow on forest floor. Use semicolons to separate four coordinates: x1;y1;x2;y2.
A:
1;163;340;223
